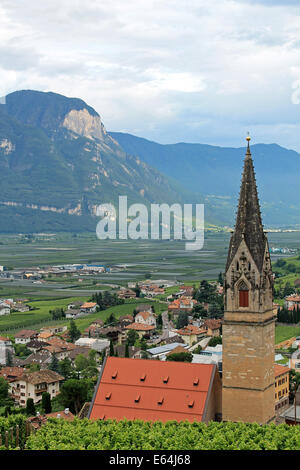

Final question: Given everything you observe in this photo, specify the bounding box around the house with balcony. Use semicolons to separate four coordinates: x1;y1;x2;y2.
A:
9;369;64;407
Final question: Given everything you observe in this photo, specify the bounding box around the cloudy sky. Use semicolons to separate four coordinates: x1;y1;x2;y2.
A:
1;0;300;150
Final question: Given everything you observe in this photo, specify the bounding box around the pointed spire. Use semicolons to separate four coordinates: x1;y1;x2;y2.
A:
226;135;267;272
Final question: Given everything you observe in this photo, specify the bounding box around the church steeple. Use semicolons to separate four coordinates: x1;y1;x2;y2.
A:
222;135;276;425
226;135;266;273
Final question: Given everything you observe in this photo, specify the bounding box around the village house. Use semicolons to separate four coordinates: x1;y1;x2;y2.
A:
89;319;105;328
118;315;134;329
80;302;98;314
9;369;64;407
178;285;195;297
20;350;52;369
40;325;67;335
13;302;30;313
125;323;156;340
0;301;11;316
140;285;165;297
274;364;290;418
14;329;38;345
284;294;300;309
135;311;156;327
88;357;222;423
97;326;124;344
203;319;222;337
168;296;197;316
65;309;82;319
175;325;206;347
67;300;83;310
37;331;56;342
117;288;136;299
289;349;300;373
0;336;14;365
26;340;49;354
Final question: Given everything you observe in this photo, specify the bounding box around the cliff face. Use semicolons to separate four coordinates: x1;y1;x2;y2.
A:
0;90;189;233
62;108;107;141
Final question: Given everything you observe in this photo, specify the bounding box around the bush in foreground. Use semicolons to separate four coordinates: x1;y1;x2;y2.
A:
25;419;300;450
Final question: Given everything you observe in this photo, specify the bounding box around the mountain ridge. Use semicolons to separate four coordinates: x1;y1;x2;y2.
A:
110;131;300;227
0;90;205;233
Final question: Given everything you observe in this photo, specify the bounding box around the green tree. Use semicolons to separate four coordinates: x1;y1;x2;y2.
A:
109;340;114;357
41;392;52;414
58;379;90;415
176;312;189;329
68;319;81;342
26;398;36;416
127;329;139;346
49;354;60;373
166;352;193;362
75;354;89;371
58;358;73;380
208;336;222;347
0;377;9;405
125;343;129;358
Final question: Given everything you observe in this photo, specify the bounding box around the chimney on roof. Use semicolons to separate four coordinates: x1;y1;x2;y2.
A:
64;408;69;415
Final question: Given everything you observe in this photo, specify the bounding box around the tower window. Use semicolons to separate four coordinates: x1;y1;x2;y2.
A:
239;290;249;307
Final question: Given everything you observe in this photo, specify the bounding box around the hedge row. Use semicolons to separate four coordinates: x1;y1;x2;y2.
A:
25;418;300;450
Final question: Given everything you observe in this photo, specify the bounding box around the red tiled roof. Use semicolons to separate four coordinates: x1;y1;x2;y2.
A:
136;311;152;321
81;302;97;309
0;367;25;381
14;329;38;338
204;319;222;330
125;323;155;331
274;364;290;377
285;294;300;302
177;325;204;336
89;357;216;423
166;346;188;356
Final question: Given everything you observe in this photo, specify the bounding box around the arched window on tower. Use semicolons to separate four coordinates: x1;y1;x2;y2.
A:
238;281;249;308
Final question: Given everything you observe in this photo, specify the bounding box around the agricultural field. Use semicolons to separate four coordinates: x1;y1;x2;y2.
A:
0;296;168;335
275;324;300;345
0;231;300;338
1;230;300;282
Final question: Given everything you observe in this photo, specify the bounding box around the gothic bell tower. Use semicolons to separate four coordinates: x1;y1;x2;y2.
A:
222;135;276;424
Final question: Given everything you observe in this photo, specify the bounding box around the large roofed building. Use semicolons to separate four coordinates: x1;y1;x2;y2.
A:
88;357;222;423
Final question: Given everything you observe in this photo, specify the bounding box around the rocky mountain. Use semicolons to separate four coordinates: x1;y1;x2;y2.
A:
0;90;202;233
110;132;300;227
